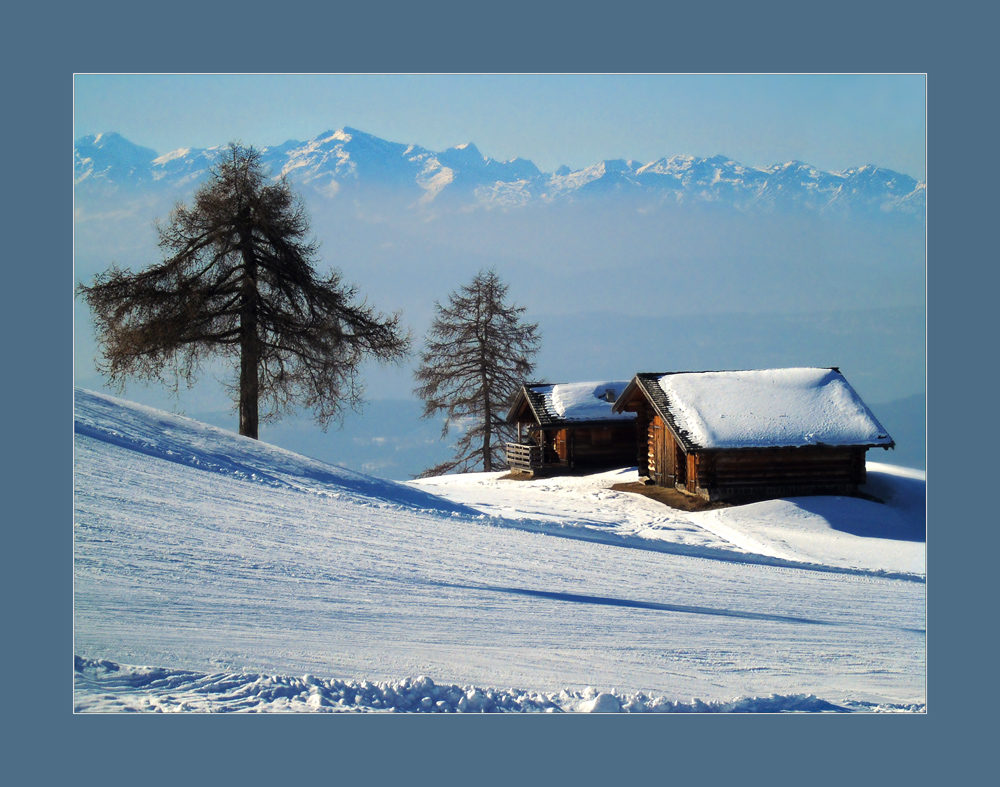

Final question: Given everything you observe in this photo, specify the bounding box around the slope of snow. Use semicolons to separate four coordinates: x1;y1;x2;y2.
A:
687;464;925;573
74;389;925;712
74;389;472;515
413;464;924;578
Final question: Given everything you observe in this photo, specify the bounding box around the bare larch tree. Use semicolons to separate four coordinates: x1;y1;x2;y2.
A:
78;142;409;438
414;269;540;476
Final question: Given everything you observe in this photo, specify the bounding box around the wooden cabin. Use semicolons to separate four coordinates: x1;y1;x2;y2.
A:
505;381;637;475
611;368;895;501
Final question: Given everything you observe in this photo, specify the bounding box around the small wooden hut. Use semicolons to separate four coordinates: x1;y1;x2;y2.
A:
611;368;894;501
505;381;637;475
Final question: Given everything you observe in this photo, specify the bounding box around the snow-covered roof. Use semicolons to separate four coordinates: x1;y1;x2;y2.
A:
508;381;635;426
619;368;893;451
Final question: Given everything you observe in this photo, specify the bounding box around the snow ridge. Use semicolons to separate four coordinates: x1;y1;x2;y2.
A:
75;657;922;713
74;389;476;516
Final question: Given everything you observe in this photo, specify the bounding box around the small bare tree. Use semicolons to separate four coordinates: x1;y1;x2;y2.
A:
414;269;540;476
78;142;409;438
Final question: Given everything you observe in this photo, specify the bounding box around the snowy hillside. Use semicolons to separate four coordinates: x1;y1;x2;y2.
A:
73;129;925;216
74;389;925;712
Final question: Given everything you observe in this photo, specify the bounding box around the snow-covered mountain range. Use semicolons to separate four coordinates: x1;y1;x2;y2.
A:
74;128;926;216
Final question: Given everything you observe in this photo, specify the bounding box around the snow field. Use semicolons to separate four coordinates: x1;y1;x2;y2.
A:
74;389;926;711
414;464;924;577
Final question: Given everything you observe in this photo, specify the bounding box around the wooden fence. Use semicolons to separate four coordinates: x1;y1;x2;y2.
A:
505;442;542;471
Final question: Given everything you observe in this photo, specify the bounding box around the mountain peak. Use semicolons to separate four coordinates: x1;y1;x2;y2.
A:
77;131;157;156
341;126;374;139
74;133;160;187
436;142;488;171
74;130;925;217
91;131;124;145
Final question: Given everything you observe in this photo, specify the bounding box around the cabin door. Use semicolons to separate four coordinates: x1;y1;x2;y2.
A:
674;444;687;488
648;421;662;485
554;429;570;464
650;417;676;487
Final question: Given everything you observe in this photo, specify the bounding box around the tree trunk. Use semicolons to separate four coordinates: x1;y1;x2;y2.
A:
483;401;492;472
239;339;259;439
239;244;260;439
478;292;492;472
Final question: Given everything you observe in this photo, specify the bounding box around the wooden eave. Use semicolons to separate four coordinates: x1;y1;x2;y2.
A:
506;384;555;426
610;378;646;414
636;373;700;453
505;389;537;425
613;373;696;451
531;419;635;432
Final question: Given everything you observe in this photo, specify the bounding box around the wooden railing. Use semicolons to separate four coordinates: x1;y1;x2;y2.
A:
505;442;542;471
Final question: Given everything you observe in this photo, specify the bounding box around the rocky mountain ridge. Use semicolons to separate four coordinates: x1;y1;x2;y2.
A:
74;128;925;216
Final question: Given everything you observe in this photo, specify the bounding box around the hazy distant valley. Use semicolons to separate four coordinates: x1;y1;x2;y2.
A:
74;129;926;478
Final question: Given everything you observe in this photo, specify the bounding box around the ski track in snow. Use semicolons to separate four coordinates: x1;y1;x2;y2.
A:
73;389;926;713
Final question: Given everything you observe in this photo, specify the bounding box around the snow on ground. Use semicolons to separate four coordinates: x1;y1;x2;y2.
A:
687;465;924;573
412;464;925;577
73;389;926;713
74;656;919;713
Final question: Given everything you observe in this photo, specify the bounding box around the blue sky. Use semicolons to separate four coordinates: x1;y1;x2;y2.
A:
74;74;926;180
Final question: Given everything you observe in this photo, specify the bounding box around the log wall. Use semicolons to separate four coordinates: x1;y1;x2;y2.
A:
687;445;868;500
644;418;868;500
553;425;636;470
517;423;636;473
